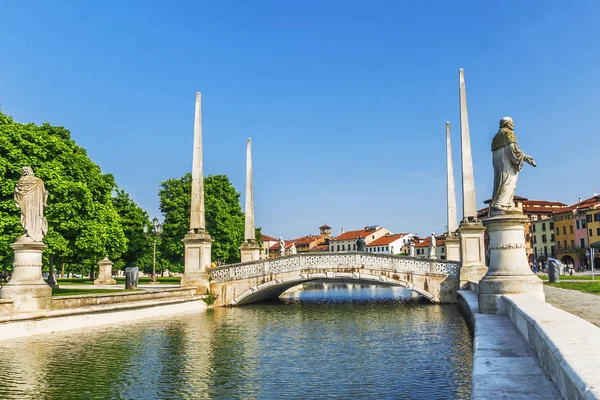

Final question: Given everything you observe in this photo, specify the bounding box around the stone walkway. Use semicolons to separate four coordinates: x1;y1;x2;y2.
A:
544;285;600;327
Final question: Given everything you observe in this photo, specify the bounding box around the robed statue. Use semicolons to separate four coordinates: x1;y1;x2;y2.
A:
491;117;536;214
14;167;48;242
278;237;285;257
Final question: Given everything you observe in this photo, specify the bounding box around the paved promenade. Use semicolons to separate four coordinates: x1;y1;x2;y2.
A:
544;285;600;327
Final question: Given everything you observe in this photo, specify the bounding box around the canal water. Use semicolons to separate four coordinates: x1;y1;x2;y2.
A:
0;284;472;399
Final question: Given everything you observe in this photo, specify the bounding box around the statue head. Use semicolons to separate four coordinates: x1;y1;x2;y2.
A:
22;166;34;176
499;117;514;130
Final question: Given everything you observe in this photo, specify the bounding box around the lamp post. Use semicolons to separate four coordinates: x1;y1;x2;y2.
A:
143;217;162;284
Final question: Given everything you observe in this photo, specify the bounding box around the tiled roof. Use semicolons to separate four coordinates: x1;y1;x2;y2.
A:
269;240;295;250
333;228;381;241
366;234;409;247
261;234;278;242
553;196;600;214
414;236;445;248
294;235;325;246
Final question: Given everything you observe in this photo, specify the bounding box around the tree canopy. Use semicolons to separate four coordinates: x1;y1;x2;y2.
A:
159;173;261;269
0;111;127;273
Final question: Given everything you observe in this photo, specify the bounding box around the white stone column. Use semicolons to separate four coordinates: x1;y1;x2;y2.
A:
457;69;487;284
459;69;477;221
478;213;544;314
94;257;116;285
181;92;212;293
0;235;51;313
240;138;260;262
445;121;460;261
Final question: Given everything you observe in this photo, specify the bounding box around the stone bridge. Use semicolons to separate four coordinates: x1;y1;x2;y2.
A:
208;252;461;306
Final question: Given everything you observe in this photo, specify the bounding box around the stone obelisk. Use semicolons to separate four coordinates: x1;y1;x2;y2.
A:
457;69;487;287
444;122;460;262
181;92;212;292
240;138;260;262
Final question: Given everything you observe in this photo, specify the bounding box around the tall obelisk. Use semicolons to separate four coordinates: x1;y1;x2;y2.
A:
240;138;261;262
457;69;487;286
459;68;477;221
181;92;212;292
445;122;460;261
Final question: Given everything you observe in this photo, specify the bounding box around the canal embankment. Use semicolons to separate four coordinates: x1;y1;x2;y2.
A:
0;288;208;341
459;288;600;399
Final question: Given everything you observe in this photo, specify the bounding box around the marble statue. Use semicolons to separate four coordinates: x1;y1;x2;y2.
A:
547;258;562;283
14;167;48;242
491;117;536;213
289;243;297;255
356;236;366;252
279;237;285;257
429;233;437;258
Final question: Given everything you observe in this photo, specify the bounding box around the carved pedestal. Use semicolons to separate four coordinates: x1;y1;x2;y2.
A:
0;235;52;313
458;220;488;288
240;240;260;263
444;234;460;262
181;230;212;293
478;213;544;314
94;257;116;285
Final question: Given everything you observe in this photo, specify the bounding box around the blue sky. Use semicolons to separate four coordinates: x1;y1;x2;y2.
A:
1;1;599;239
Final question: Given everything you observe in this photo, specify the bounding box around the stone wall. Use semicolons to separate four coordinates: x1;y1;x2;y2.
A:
503;295;600;400
51;287;198;310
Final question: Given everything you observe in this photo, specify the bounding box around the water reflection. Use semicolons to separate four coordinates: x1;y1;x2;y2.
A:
0;283;472;399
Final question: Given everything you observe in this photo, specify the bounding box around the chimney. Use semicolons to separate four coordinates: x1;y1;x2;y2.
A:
341;228;345;234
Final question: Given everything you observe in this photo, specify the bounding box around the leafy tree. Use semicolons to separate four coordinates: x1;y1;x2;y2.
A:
0;111;127;274
159;173;260;269
111;189;153;272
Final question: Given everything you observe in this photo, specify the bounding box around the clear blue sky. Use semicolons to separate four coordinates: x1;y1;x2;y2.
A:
1;1;599;239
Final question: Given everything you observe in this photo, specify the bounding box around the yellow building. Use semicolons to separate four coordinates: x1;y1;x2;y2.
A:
554;196;600;268
586;202;600;267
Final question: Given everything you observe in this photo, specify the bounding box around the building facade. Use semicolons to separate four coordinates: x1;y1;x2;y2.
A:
365;233;415;255
329;226;391;252
531;218;555;261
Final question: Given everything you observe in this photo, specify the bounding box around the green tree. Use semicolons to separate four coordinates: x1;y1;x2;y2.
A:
159;173;259;269
0;111;127;275
111;189;153;272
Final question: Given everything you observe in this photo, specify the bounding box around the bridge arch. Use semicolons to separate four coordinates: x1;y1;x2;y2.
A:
231;272;436;306
208;252;460;306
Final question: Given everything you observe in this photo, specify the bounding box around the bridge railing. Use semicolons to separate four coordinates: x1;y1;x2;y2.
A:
208;252;460;283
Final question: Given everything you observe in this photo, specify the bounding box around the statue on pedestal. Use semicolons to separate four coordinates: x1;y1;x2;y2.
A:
278;237;285;257
356;236;366;252
289;243;297;255
14;167;48;242
491;117;536;214
429;233;437;259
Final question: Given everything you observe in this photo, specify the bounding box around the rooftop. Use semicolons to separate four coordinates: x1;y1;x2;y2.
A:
366;233;410;247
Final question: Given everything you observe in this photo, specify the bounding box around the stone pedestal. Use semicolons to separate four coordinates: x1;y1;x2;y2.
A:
181;230;212;293
240;240;260;263
458;220;488;288
445;234;460;262
478;213;544;314
0;235;51;313
94;257;116;285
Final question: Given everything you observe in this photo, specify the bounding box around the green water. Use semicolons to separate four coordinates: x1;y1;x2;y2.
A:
0;284;472;399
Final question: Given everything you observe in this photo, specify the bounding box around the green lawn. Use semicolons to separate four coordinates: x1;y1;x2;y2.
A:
52;288;139;296
546;281;600;295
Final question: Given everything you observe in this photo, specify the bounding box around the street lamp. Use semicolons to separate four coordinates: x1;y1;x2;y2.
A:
143;217;163;284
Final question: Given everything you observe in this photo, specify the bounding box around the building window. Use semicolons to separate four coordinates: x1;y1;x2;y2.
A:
590;229;594;237
556;228;560;236
551;246;555;256
563;226;566;235
595;213;600;222
544;246;548;256
551;234;555;241
582;220;586;228
557;242;561;250
580;238;585;248
587;215;593;223
542;223;546;231
576;220;580;229
570;240;575;249
532;225;536;232
550;221;554;230
331;246;334;252
533;236;537;244
342;245;345;251
542;234;547;243
386;246;389;252
564;240;567;249
337;245;340;251
597;228;600;236
570;225;574;234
